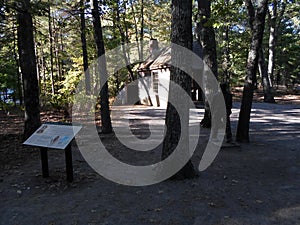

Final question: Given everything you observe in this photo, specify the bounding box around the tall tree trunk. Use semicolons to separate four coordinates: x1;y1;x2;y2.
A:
162;0;197;179
13;14;23;105
258;48;275;102
92;0;112;134
129;0;142;60
198;0;218;128
254;0;276;103
129;0;144;61
80;0;91;95
115;2;135;81
60;28;64;78
122;1;129;43
198;0;218;80
34;20;40;85
140;0;144;60
48;4;55;96
236;0;269;142
54;30;61;82
16;0;41;139
40;44;46;96
267;0;286;86
267;0;277;87
223;24;230;83
223;0;230;84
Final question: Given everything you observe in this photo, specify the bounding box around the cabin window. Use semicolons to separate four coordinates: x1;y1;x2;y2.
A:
152;72;159;94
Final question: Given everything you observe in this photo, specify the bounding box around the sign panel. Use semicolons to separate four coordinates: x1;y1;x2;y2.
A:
23;123;82;149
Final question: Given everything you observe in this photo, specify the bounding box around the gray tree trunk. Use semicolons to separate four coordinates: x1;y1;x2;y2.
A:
267;0;286;86
247;0;275;102
198;0;218;128
236;0;269;142
16;0;41;139
258;48;275;103
162;0;197;179
92;0;112;134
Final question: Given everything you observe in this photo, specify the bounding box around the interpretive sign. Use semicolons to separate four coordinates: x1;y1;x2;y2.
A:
23;123;82;149
23;123;82;182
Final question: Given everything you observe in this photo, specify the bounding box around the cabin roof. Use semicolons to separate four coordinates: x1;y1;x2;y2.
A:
138;41;203;72
138;47;171;72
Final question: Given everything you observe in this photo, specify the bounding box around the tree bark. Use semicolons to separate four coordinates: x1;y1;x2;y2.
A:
140;0;144;60
223;24;230;83
92;0;112;134
115;2;135;81
198;0;218;78
162;0;197;180
16;0;41;139
267;0;286;86
258;47;275;103
13;14;23;105
198;0;218;128
54;21;61;82
130;0;142;60
246;0;274;102
48;4;55;96
236;0;269;142
80;0;91;95
223;0;230;84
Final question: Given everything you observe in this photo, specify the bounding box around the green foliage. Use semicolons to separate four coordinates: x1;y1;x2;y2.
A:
212;0;250;85
0;58;17;91
108;67;129;97
276;25;300;86
51;57;83;108
274;1;300;86
0;7;20;101
212;0;300;87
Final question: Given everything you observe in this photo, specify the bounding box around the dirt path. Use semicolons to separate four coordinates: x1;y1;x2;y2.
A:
0;100;300;225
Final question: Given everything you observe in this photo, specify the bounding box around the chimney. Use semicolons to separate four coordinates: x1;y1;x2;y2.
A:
149;39;159;57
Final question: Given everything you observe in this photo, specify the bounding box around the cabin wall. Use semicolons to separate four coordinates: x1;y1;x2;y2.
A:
138;69;170;108
156;69;170;108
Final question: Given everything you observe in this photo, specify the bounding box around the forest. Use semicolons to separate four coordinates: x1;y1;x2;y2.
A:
1;0;299;107
1;0;300;224
0;0;299;161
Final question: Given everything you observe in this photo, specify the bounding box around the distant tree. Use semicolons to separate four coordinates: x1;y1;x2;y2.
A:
275;0;300;87
162;0;197;179
197;0;218;128
236;0;269;142
267;0;286;87
254;0;275;103
16;0;41;139
114;0;135;81
258;47;275;103
91;0;112;134
80;0;91;95
47;2;55;96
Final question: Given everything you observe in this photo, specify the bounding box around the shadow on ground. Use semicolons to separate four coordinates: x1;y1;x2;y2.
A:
0;103;299;225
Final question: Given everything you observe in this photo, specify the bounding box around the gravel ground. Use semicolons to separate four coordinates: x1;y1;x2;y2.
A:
0;101;300;225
